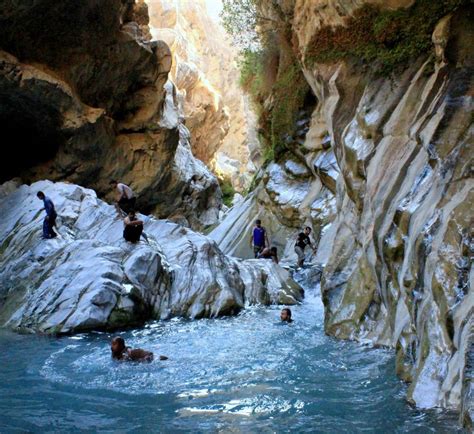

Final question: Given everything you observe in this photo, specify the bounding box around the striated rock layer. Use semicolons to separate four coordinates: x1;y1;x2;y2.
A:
146;0;259;190
0;0;222;229
0;180;303;334
216;0;473;426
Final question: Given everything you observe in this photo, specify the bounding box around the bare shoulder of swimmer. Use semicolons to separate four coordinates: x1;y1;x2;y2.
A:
128;348;154;362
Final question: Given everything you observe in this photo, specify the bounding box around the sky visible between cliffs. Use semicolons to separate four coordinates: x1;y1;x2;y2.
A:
205;0;223;22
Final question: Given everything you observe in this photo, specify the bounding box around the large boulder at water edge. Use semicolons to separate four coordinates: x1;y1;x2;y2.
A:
0;181;303;334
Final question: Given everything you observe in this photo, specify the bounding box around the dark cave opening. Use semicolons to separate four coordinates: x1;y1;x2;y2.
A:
0;93;65;183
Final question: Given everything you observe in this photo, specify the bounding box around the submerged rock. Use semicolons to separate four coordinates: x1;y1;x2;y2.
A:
0;181;303;334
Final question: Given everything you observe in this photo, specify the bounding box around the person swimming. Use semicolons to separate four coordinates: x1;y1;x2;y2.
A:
110;337;168;362
280;308;293;323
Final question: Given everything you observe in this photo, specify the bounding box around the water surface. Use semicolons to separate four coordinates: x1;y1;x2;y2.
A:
0;269;463;433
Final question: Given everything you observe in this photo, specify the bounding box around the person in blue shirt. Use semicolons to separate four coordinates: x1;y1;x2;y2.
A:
37;191;57;239
250;219;269;258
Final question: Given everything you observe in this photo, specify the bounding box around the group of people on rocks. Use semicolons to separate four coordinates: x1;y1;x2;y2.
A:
38;186;318;267
250;219;317;268
36;186;302;365
111;307;293;362
36;180;145;243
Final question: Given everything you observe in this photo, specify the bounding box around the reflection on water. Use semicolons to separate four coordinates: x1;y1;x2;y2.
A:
0;269;464;433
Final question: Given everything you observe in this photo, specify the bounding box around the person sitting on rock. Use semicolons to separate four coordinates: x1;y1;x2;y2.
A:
123;210;144;243
37;191;57;239
250;219;269;258
280;308;293;323
111;336;168;362
110;180;136;216
258;246;279;264
295;226;316;268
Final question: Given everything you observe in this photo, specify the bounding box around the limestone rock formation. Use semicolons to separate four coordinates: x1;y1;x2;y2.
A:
146;0;258;189
215;0;473;425
0;180;303;334
210;163;336;265
0;0;222;229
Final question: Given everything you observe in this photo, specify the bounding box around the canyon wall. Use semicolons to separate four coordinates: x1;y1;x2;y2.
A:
215;0;473;426
146;0;259;190
0;0;222;229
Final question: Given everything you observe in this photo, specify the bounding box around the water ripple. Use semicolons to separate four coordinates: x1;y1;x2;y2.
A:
0;273;465;432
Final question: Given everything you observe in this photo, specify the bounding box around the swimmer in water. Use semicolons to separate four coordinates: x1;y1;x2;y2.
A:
280;308;293;323
110;337;168;362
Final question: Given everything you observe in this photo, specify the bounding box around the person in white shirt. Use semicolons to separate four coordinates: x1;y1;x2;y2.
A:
110;180;136;216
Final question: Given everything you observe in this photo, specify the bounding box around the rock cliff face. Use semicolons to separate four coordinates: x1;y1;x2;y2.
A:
0;180;303;334
215;0;473;426
146;0;259;189
0;0;222;229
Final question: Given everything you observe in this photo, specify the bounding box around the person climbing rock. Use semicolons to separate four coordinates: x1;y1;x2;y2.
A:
258;246;279;264
250;219;269;258
110;180;136;216
123;210;144;243
295;226;317;268
110;337;168;362
37;191;57;239
280;308;293;323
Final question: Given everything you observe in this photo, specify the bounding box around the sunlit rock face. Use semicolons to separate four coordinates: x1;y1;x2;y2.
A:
210;161;337;266
213;0;473;425
0;181;303;334
0;0;222;229
146;0;258;190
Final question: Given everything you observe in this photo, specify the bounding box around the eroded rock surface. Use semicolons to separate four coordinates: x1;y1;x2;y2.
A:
0;0;222;230
215;0;473;425
0;181;303;334
146;0;259;189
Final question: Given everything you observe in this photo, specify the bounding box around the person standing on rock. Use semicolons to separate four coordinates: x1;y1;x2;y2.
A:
123;210;144;243
295;226;317;268
250;219;269;258
37;191;57;239
110;180;136;216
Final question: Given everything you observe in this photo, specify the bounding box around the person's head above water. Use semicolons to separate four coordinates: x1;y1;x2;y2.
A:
255;219;262;227
111;336;126;358
270;247;277;255
109;180;118;187
36;191;45;200
280;308;293;323
304;226;312;235
127;210;137;219
110;336;162;362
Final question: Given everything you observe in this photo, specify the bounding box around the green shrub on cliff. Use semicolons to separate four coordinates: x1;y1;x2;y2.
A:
218;177;236;207
270;61;309;156
239;49;265;105
305;0;468;75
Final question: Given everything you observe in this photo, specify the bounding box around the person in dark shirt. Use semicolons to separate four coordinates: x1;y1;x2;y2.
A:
250;219;269;258
123;210;144;243
295;226;316;267
110;337;168;362
37;191;57;239
280;308;293;323
258;246;279;264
